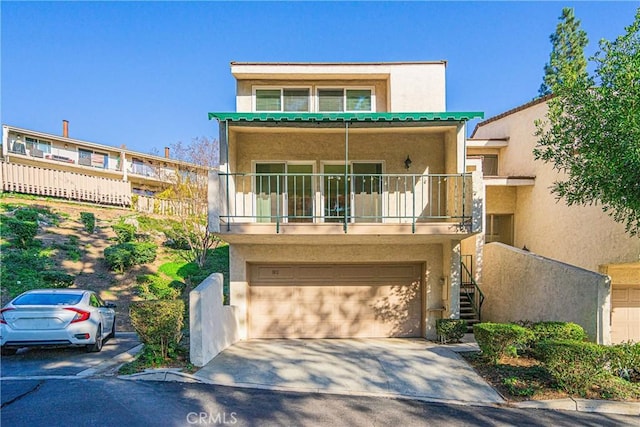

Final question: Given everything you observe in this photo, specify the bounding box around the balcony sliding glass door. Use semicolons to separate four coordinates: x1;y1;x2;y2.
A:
353;163;383;223
323;163;383;223
255;163;313;223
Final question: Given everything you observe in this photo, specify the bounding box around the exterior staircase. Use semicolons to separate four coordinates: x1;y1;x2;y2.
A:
460;255;484;333
460;289;480;333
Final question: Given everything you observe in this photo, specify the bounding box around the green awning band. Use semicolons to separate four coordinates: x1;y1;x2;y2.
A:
208;112;484;122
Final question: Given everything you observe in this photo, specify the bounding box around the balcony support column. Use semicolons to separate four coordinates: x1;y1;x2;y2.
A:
445;240;461;319
344;121;349;233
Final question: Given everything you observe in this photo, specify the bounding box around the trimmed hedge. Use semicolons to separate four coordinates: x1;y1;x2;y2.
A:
473;322;534;364
436;319;467;343
536;339;609;396
529;321;587;343
130;300;184;360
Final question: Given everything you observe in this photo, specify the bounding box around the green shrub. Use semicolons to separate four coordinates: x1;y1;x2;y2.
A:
41;270;75;288
15;209;39;222
136;274;182;300
436;319;467;343
128;242;157;264
473;322;534;364
112;223;136;244
529;321;587;343
80;212;95;233
536;339;609;396
104;242;157;273
130;300;184;360
502;377;536;397
7;219;38;248
104;245;133;273
607;342;640;382
163;223;193;250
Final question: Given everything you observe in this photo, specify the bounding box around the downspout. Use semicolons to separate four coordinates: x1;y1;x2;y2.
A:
344;121;349;233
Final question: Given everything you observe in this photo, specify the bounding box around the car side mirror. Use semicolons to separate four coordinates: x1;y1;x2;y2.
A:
104;302;117;308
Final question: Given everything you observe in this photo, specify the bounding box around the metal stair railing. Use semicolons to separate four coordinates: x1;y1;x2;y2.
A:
461;257;485;322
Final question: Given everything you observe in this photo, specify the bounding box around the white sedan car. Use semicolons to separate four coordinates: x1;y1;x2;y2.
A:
0;289;116;355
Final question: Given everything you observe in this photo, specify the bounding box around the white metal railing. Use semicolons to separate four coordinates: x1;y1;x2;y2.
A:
220;172;472;233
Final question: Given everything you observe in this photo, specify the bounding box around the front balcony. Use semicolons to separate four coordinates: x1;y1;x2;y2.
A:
214;172;477;243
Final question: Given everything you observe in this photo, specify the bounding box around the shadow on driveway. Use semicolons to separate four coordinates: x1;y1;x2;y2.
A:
193;338;504;404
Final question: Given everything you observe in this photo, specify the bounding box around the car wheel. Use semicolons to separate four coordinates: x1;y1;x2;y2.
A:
1;347;17;356
86;325;103;353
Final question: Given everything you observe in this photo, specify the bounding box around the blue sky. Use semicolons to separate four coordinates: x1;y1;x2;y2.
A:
1;1;638;154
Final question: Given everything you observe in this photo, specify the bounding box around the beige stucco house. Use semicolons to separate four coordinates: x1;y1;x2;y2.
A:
207;61;484;342
465;96;640;344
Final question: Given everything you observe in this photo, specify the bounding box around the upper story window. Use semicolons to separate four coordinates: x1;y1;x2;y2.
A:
78;148;108;169
253;86;374;112
20;137;51;158
318;88;373;112
481;155;498;176
255;88;310;112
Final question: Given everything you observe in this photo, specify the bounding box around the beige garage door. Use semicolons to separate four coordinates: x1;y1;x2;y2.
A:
611;285;640;344
248;263;422;339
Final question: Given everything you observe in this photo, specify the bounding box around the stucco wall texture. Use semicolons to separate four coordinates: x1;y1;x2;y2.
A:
473;100;640;272
232;62;447;112
483;243;610;343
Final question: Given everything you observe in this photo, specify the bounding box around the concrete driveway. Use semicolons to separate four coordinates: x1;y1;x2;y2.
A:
193;338;504;405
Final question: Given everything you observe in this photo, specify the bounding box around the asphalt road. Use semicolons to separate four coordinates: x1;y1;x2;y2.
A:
0;332;140;378
1;379;637;427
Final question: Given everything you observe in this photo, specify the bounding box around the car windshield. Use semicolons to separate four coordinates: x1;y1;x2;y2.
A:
12;293;83;306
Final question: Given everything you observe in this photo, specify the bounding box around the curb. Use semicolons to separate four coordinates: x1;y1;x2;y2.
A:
77;343;144;377
512;398;640;416
121;368;640;416
119;369;202;383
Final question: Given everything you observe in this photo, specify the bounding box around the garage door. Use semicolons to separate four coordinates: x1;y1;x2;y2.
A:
611;285;640;344
248;263;422;339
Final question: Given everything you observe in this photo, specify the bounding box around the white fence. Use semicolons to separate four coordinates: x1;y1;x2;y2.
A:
0;161;131;205
0;161;206;217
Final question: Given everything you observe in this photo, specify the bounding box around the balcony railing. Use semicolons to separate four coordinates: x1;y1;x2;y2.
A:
219;172;473;233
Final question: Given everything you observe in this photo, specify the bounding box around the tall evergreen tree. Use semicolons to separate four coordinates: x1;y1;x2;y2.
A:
534;8;640;236
538;7;589;96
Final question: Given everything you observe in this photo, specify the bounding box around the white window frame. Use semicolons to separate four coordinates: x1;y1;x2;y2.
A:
252;86;312;113
316;86;376;113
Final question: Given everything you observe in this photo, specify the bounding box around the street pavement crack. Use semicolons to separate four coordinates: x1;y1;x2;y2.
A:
1;380;44;409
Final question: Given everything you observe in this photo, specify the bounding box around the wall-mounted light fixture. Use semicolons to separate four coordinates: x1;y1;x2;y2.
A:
404;155;412;170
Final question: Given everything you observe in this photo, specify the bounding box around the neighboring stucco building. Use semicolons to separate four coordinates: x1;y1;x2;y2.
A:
208;61;484;342
465;96;640;344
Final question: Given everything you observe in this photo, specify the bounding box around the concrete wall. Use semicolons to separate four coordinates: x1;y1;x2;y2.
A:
472;101;640;272
229;243;449;340
482;243;611;344
190;273;240;367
